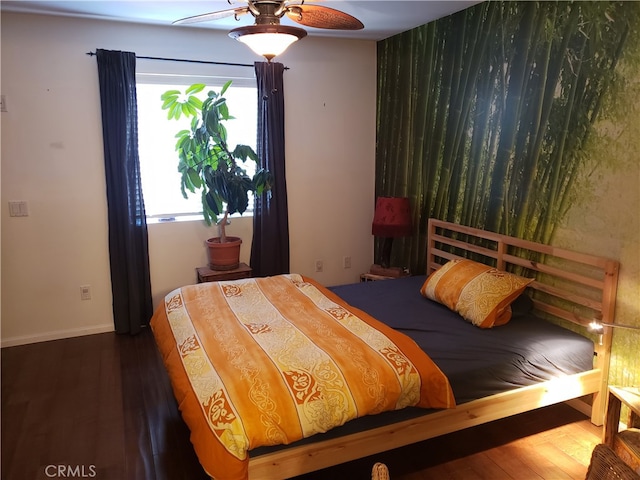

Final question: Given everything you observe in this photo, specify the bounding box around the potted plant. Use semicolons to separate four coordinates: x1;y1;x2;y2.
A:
161;81;272;270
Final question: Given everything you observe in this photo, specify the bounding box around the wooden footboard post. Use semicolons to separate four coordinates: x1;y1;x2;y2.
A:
592;339;612;425
591;259;619;426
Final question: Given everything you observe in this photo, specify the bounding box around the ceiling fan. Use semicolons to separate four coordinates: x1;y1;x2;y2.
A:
173;0;364;61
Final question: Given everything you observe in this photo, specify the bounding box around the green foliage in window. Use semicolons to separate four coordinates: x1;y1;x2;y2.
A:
161;81;272;239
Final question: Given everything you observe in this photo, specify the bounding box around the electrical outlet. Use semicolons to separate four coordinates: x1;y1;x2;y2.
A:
80;285;91;301
343;256;352;269
315;260;323;273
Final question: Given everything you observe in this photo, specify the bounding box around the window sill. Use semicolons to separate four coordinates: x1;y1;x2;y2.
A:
146;212;254;225
146;215;202;225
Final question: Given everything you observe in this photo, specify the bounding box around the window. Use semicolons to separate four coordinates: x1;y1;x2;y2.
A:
136;74;257;221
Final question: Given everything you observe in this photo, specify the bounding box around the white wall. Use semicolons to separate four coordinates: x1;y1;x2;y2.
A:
0;12;377;346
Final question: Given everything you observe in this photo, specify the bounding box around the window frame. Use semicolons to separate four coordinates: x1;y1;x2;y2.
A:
136;71;258;223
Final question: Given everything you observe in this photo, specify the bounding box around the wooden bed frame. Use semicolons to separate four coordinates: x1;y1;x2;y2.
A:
243;219;620;479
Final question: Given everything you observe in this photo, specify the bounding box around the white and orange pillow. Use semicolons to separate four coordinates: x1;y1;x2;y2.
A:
421;259;533;328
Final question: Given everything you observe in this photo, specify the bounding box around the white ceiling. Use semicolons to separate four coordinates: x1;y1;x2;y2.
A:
1;1;481;41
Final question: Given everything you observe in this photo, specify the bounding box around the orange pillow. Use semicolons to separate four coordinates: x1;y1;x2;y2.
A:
420;259;533;328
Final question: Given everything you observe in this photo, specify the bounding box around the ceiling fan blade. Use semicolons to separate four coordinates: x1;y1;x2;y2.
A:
173;7;250;25
285;4;363;30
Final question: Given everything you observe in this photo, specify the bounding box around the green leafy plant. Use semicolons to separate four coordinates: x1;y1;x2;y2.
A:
160;81;272;241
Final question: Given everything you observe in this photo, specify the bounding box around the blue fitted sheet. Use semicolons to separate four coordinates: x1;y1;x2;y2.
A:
329;275;594;404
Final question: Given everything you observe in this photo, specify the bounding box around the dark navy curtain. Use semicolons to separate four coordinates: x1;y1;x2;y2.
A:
96;49;153;334
250;61;290;276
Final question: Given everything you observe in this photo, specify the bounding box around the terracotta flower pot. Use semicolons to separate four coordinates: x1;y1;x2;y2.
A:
206;236;242;271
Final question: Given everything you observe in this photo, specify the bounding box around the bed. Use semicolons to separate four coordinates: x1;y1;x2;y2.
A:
150;219;620;479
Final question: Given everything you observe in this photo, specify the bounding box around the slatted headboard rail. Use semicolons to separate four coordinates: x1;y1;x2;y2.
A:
427;218;620;330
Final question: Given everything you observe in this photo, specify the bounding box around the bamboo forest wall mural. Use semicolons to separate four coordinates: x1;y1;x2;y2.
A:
376;1;639;390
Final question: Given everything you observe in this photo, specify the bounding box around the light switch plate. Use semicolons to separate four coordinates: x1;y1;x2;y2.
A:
8;201;29;217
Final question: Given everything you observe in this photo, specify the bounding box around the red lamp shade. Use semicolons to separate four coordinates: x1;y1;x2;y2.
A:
372;197;412;238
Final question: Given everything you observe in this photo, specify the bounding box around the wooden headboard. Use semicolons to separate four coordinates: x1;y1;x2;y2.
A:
427;218;620;423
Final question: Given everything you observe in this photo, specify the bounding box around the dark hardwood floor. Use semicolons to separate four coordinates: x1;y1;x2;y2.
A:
1;329;602;480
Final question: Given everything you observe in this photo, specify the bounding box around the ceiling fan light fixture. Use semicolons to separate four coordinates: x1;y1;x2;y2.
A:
229;24;307;61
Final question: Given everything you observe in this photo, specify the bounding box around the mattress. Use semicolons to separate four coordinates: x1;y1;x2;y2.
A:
330;275;595;403
252;275;594;457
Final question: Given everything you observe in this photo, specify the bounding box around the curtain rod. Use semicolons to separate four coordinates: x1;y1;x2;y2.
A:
86;51;254;68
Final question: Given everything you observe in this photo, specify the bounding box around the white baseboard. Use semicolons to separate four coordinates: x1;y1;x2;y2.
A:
1;324;115;348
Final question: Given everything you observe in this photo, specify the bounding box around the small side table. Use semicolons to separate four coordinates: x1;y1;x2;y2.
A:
604;386;640;474
196;263;252;283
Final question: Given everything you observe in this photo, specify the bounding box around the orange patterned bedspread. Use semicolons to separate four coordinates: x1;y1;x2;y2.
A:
151;274;454;480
